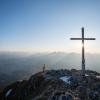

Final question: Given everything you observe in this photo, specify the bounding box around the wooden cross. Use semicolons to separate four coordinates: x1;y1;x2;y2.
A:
70;27;96;75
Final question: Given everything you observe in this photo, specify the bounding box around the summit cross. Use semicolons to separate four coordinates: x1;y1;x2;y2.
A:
70;27;96;75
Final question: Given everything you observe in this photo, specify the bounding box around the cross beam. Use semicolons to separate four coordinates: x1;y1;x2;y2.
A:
70;38;95;40
70;27;96;75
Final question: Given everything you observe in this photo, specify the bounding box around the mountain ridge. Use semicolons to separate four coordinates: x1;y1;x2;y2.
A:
0;69;100;100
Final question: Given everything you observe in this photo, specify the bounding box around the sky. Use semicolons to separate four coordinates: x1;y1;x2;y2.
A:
0;0;100;53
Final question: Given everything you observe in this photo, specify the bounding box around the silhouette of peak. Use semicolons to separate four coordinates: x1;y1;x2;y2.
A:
0;69;100;100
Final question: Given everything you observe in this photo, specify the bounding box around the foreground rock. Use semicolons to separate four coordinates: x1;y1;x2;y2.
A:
0;69;100;100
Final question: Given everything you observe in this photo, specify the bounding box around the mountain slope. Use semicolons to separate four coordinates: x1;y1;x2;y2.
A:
0;69;100;100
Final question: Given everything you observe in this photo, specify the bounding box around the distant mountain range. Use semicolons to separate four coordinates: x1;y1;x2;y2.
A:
0;52;100;87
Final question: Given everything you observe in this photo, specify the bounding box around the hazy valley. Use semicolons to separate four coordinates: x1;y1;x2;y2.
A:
0;52;100;88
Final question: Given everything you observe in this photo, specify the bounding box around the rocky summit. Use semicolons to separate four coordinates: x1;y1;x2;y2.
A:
0;69;100;100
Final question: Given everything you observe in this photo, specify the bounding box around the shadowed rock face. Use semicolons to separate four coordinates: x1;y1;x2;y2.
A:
0;69;100;100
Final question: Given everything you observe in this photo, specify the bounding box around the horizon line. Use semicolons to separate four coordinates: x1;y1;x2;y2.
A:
0;51;100;55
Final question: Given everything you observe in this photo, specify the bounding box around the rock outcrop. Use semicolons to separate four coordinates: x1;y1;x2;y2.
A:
0;69;100;100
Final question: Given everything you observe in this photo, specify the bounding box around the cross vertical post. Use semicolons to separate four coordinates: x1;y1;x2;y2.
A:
82;27;85;75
